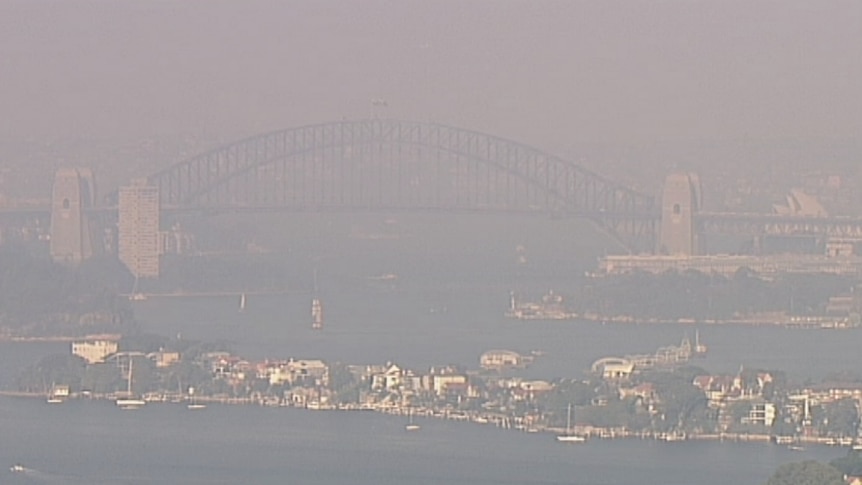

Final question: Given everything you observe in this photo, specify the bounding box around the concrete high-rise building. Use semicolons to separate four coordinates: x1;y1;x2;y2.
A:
118;179;160;278
658;173;702;256
50;168;97;264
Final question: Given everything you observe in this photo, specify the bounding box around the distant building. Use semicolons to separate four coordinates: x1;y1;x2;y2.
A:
479;350;525;370
148;350;180;368
598;253;862;278
772;189;829;217
50;168;98;264
118;179;160;278
71;340;118;364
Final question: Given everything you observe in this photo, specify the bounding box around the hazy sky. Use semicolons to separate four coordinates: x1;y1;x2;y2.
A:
1;0;860;154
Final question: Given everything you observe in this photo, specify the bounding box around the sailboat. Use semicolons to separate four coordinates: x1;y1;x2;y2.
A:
116;359;146;409
311;269;323;330
312;298;323;330
556;403;586;443
694;330;708;357
187;386;206;410
405;407;421;431
239;293;247;312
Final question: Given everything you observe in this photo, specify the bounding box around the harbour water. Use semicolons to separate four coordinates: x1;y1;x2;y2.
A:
0;395;843;485
2;214;858;483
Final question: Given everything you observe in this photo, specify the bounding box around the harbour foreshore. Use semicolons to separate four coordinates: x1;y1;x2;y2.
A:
0;390;844;449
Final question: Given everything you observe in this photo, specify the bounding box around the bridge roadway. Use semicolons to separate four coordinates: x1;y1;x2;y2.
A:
4;205;862;240
1;119;860;244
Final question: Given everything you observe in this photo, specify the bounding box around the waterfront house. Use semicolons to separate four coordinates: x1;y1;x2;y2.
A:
428;374;469;397
148;350;180;368
371;364;405;392
740;400;777;427
71;339;119;364
479;350;525;371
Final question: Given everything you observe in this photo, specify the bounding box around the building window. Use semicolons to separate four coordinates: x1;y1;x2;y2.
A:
673;203;681;215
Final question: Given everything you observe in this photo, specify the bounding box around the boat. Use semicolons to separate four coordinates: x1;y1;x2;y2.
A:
693;330;708;357
788;445;806;451
405;408;421;431
661;431;687;442
312;298;324;330
557;404;587;443
10;464;25;473
239;293;246;312
116;359;146;409
311;269;324;330
187;386;206;410
46;383;68;404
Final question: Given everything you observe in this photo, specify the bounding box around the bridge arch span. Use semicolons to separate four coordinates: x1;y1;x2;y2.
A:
116;120;657;249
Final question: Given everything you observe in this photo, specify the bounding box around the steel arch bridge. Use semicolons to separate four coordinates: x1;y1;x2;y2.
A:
127;119;658;250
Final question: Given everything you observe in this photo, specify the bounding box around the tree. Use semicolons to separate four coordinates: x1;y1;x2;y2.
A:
830;450;862;477
823;398;860;437
766;461;844;485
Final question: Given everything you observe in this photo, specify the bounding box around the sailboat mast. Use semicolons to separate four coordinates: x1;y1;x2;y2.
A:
127;359;134;395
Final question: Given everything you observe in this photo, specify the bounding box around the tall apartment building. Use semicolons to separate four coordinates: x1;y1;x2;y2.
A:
118;179;160;278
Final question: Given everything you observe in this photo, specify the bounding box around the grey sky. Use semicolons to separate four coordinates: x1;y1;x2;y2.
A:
1;0;860;153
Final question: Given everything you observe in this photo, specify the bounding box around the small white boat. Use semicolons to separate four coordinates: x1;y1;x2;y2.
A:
46;397;64;404
10;464;25;473
187;387;206;410
405;408;421;431
239;293;246;312
557;435;587;443
116;359;146;409
116;398;146;409
557;404;587;443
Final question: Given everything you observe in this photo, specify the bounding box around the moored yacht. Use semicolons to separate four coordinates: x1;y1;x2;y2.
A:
557;404;587;443
116;359;146;409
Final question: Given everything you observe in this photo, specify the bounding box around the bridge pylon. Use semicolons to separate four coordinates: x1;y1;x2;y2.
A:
50;168;99;264
659;173;701;256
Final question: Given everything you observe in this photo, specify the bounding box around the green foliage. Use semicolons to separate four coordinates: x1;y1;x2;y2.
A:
830;450;862;477
540;379;597;416
765;460;844;485
641;369;710;431
329;362;363;404
823;398;860;437
0;246;133;334
16;354;88;393
572;269;854;320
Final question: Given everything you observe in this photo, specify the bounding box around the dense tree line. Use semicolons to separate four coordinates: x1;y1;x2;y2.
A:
572;269;855;321
0;245;134;335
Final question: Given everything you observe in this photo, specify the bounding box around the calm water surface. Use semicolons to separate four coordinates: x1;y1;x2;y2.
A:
2;215;858;483
0;396;843;485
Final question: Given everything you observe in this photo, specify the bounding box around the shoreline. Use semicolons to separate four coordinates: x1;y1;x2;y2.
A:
0;333;121;343
0;391;842;449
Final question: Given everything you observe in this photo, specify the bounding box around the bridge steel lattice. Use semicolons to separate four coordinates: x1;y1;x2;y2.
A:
130;120;658;250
